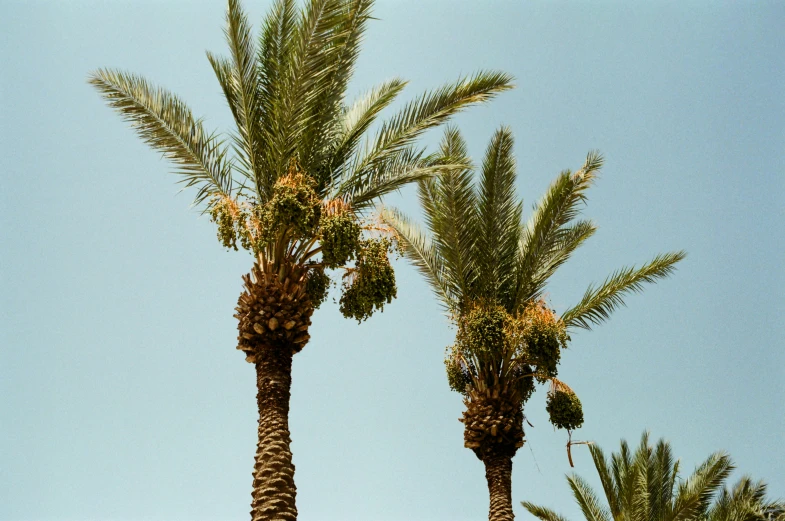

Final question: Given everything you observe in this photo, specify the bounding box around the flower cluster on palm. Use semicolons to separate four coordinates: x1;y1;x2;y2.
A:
523;433;785;521
89;1;512;519
384;126;685;521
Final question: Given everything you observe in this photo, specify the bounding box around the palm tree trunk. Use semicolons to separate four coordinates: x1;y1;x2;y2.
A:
250;345;297;521
484;453;515;521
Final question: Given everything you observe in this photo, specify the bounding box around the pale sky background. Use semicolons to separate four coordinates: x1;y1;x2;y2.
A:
1;1;783;521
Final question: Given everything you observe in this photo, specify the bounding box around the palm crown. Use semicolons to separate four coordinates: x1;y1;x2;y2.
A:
89;0;512;324
385;125;685;427
523;433;785;521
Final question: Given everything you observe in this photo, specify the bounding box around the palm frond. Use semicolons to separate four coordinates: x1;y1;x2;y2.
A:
346;147;466;211
475;126;522;306
651;439;678;521
522;502;573;521
380;207;453;309
568;474;613;521
419;127;478;304
515;151;603;304
257;0;297;189
560;251;686;330
590;444;622;521
350;70;514;178
267;0;350;178
521;219;597;309
613;439;636;517
88;69;232;206
299;0;374;180
668;452;734;521
222;0;266;198
630;464;651;521
328;77;408;179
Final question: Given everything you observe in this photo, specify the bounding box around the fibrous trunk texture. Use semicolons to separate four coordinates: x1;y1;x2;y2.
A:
235;262;314;521
461;387;524;521
461;391;524;459
484;453;515;521
251;346;297;521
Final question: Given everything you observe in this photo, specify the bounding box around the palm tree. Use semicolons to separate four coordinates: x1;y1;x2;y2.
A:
383;127;685;521
522;433;785;521
89;1;512;519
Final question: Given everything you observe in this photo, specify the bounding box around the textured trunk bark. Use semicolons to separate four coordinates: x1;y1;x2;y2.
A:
484;453;514;521
250;345;297;521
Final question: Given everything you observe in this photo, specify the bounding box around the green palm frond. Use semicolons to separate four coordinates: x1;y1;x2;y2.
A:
88;69;232;206
668;452;733;521
706;477;777;521
631;465;652;521
475;126;522;305
522;502;573;521
515;151;603;304
268;0;351;176
542;436;780;521
521;218;597;311
708;478;785;521
569;474;613;521
560;251;686;330
349;70;514;178
650;439;678;521
590;444;622;520
223;0;265;196
329;77;408;178
418;127;478;303
380;207;452;308
256;0;297;187
613;439;637;517
299;0;374;179
346;147;468;211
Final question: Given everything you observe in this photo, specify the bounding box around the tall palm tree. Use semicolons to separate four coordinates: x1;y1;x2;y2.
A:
383;127;685;521
522;433;785;521
89;1;512;519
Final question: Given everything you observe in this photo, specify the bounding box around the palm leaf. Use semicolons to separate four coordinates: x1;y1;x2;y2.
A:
88;69;232;206
522;219;597;309
299;0;374;180
268;0;348;177
522;502;573;521
349;70;514;178
420;127;478;304
668;452;734;521
256;0;297;191
515;151;602;304
328;77;408;180
346;147;466;211
590;444;622;521
475;126;522;306
381;207;452;309
568;474;613;521
222;0;266;197
561;251;686;330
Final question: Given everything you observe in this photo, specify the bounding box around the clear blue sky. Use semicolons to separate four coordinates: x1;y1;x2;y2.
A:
1;1;783;520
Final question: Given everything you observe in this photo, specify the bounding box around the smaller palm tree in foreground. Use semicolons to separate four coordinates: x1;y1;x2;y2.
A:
522;433;785;521
384;126;685;521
